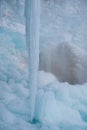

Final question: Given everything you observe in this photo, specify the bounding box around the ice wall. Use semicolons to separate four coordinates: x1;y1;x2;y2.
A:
40;0;87;50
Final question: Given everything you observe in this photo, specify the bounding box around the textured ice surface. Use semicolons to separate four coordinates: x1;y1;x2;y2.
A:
1;70;87;130
0;34;87;129
40;0;87;51
0;0;87;130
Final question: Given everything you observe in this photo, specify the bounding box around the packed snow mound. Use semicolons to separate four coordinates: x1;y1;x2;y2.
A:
1;70;87;130
39;42;87;84
38;71;57;88
35;81;87;130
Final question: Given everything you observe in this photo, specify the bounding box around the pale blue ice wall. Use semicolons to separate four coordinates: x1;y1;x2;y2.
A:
0;0;87;50
40;0;87;50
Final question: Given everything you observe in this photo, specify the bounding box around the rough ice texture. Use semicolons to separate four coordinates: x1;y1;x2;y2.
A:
0;0;87;130
0;32;87;130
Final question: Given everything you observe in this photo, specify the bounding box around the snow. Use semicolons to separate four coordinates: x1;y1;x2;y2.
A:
0;0;87;130
1;65;87;129
38;71;57;88
2;19;25;34
35;82;87;127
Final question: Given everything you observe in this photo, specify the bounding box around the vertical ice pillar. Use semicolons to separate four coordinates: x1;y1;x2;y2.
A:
25;0;40;122
16;0;20;11
0;0;3;27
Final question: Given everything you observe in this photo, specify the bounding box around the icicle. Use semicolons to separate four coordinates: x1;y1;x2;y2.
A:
25;0;40;122
0;0;3;28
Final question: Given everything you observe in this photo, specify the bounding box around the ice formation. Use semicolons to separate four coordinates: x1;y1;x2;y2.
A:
39;42;87;84
25;0;40;121
0;0;87;130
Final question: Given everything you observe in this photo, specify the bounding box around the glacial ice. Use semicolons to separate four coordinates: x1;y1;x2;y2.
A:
0;0;87;130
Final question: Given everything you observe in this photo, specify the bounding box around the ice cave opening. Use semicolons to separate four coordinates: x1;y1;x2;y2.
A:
39;42;87;85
